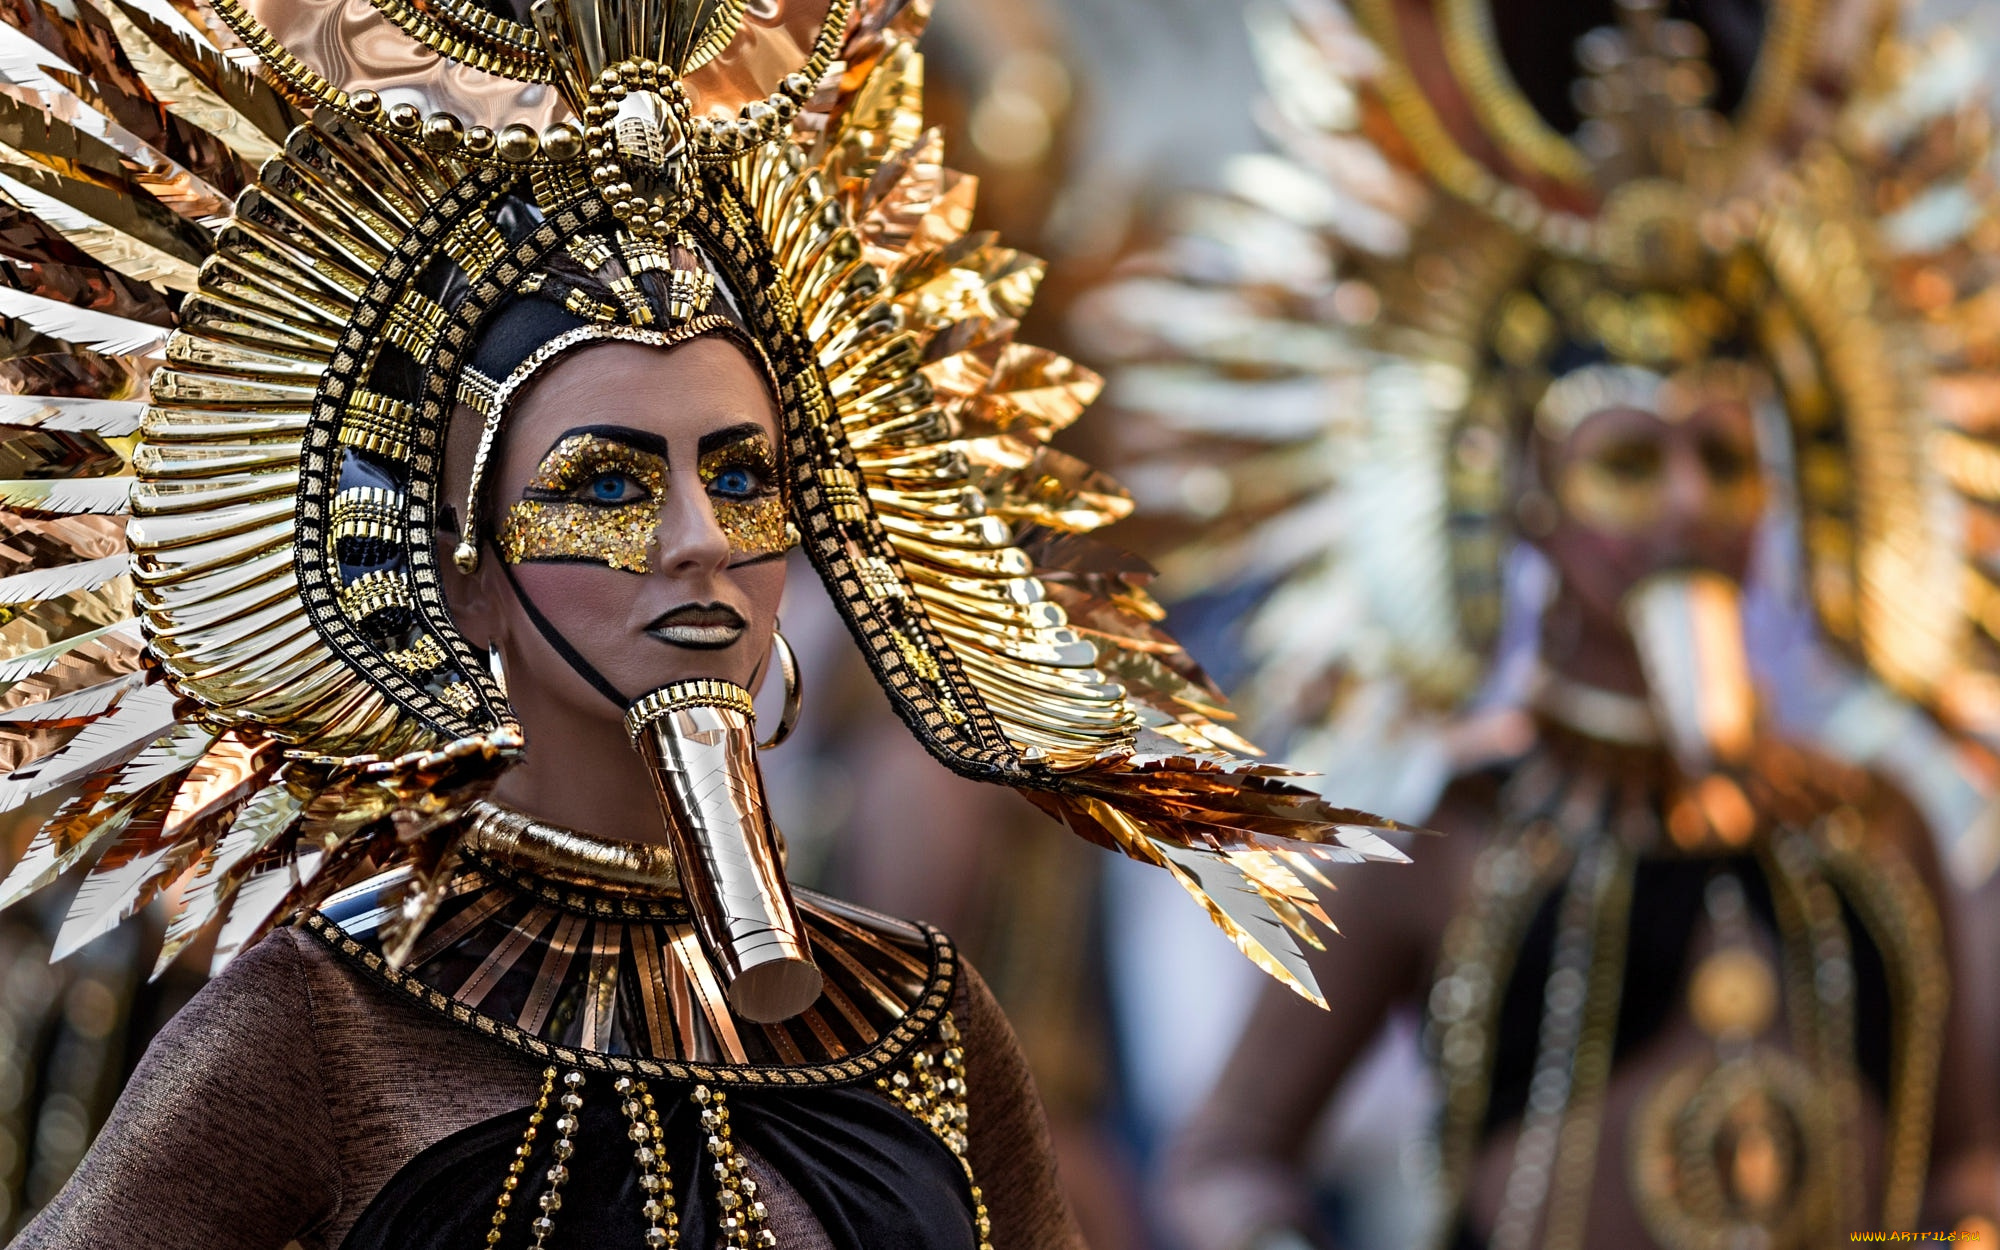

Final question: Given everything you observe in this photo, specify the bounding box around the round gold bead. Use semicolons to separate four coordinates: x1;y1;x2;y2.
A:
387;102;422;133
421;112;464;152
349;88;383;117
784;72;812;96
541;122;584;161
496;124;540;163
599;67;621;86
464;125;496;155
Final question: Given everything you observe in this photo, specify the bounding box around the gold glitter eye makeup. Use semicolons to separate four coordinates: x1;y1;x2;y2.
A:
698;431;791;562
497;433;668;573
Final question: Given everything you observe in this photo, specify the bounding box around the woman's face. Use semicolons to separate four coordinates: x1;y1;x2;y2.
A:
1538;387;1767;626
445;335;790;725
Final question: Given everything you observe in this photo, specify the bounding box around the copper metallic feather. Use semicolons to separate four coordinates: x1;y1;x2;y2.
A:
0;284;168;354
155;773;302;972
52;728;270;957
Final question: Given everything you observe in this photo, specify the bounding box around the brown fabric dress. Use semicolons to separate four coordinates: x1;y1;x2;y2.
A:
11;925;1083;1250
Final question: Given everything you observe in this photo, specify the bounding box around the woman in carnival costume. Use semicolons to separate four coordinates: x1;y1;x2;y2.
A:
1086;0;2000;1245
0;0;1410;1244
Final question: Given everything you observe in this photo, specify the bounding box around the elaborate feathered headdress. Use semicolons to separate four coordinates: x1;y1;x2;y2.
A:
1083;0;2000;815
0;0;1403;1004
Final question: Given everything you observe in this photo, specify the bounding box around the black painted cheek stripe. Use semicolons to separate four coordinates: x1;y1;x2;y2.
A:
493;540;633;710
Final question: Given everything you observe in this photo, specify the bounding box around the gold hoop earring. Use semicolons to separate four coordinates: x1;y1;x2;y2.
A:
758;626;802;750
487;642;509;699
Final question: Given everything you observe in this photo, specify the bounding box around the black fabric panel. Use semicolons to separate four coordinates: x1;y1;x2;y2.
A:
341;1081;978;1250
1481;853;1893;1135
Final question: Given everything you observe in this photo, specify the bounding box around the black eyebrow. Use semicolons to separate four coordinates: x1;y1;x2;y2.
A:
697;423;770;458
542;424;669;461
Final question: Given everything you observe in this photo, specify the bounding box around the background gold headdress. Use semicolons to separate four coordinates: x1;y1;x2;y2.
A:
0;0;1405;1003
1082;0;2000;823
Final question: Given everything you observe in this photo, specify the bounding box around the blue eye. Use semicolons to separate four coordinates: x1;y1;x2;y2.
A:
711;467;757;499
588;472;641;504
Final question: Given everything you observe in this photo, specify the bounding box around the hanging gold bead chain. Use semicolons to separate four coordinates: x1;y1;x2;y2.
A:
616;1076;678;1249
488;1067;557;1245
487;1071;794;1248
534;1071;587;1246
876;1014;994;1250
694;1084;776;1249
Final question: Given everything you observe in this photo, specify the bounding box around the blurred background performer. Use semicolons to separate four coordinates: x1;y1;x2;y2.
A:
0;0;1422;1246
1083;0;2000;1246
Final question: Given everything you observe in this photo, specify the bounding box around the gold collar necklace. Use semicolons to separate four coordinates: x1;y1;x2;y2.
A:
463;800;682;897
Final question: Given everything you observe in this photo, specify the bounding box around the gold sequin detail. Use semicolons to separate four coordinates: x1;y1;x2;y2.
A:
498;434;666;574
698;432;789;563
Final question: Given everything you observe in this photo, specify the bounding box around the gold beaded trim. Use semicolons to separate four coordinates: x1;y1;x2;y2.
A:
877;1013;992;1250
384;291;450;355
329;486;403;547
337;568;414;625
382;633;449;675
456;366;501;419
339;388;416;461
436;680;481;714
444;213;512;277
364;0;550;84
625;679;756;741
487;1066;558;1245
212;0;850;168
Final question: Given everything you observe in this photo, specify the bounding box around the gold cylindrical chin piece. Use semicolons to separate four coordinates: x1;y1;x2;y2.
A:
1626;570;1757;775
627;680;822;1023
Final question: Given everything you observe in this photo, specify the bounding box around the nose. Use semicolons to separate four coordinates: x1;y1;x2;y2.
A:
1656;438;1720;532
653;472;730;577
1655;439;1715;553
